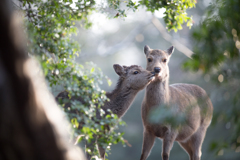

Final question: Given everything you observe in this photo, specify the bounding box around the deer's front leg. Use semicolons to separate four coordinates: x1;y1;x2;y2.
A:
140;130;155;160
162;131;177;160
86;136;97;160
97;144;105;160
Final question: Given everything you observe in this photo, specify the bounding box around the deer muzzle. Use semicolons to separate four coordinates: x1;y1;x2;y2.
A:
153;67;163;78
154;67;161;73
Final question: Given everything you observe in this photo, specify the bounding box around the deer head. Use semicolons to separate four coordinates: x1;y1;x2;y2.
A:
144;45;174;82
113;64;155;91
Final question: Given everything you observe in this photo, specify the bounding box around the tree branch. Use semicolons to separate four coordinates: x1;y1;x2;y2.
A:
151;16;193;58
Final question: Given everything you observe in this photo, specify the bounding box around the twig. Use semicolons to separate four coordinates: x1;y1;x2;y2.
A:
151;16;193;59
123;139;132;147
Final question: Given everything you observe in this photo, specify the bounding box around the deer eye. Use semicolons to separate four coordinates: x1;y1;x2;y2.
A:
133;71;139;74
163;59;167;63
148;58;152;62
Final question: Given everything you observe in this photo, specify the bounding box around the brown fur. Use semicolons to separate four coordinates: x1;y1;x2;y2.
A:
140;45;213;160
56;64;155;160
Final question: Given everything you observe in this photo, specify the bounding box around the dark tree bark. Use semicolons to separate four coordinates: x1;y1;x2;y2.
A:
0;0;85;159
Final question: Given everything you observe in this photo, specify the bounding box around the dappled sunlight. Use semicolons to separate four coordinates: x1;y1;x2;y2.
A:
89;12;120;35
23;58;86;159
23;58;63;124
7;0;240;159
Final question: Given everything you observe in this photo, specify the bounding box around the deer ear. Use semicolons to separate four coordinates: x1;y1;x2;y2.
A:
144;45;151;56
166;46;174;56
113;64;125;76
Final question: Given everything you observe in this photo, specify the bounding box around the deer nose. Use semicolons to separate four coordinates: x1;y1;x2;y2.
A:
154;67;161;73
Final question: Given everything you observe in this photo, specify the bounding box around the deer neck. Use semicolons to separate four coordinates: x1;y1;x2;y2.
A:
105;84;138;118
146;78;170;106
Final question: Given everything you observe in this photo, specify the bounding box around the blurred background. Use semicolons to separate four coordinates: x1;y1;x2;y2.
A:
9;0;240;159
69;1;239;159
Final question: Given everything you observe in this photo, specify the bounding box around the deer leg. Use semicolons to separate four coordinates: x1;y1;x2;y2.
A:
85;137;97;160
179;141;193;160
189;127;207;160
97;144;105;160
140;130;155;160
162;132;177;160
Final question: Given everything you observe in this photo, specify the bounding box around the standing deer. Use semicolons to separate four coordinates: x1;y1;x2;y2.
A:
56;64;155;160
140;45;213;160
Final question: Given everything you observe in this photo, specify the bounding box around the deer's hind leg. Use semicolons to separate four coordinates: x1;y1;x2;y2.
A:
179;141;193;160
180;126;207;160
190;127;207;160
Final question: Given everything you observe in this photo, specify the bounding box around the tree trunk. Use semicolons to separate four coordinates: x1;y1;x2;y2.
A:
0;1;85;159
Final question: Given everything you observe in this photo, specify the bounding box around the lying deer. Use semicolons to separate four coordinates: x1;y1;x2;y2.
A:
140;45;213;160
56;64;155;160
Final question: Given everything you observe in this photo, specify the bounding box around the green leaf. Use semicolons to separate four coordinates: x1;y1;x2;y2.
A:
90;67;95;73
107;78;112;86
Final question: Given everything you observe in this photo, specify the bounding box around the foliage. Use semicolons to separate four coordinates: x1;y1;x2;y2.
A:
139;0;195;31
149;104;186;129
16;0;196;159
107;0;196;31
183;0;240;155
20;0;125;159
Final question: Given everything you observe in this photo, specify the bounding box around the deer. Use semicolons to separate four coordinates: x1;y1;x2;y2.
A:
140;45;213;160
56;64;155;160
